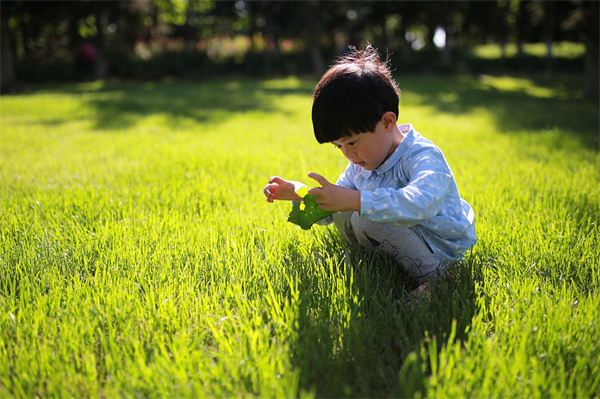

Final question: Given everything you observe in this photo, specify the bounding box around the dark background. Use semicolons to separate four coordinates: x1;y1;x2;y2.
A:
1;0;598;98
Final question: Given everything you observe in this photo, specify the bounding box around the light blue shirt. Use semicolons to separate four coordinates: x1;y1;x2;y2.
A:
333;123;477;265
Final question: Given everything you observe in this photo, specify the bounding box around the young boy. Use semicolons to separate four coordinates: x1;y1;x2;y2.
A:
264;45;476;290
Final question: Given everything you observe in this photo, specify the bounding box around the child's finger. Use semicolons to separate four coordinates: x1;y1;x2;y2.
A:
263;185;273;198
307;172;330;187
268;176;285;185
306;187;321;196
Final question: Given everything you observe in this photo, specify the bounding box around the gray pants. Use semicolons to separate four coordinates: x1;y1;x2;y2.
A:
333;211;445;283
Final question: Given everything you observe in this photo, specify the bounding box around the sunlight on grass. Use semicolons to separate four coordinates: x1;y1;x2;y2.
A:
75;80;108;91
479;74;575;99
472;41;586;59
1;75;598;398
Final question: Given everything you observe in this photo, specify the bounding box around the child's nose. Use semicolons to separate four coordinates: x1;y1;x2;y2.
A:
343;146;356;159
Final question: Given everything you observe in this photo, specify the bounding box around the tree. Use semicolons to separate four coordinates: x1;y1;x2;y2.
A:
561;0;599;99
1;8;17;92
307;0;324;75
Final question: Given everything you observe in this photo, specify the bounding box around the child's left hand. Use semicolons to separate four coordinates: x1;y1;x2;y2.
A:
264;176;304;202
307;173;361;213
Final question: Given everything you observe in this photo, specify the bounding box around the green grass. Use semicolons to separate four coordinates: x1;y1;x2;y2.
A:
1;74;599;398
472;41;586;59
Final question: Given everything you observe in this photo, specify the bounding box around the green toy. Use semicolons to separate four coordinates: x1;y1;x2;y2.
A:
287;187;335;230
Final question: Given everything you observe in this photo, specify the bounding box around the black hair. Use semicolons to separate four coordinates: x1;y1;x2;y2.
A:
312;45;400;144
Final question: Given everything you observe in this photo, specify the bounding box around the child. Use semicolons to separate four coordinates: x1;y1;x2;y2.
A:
264;45;476;291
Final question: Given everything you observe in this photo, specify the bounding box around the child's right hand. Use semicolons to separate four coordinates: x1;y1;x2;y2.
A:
264;176;305;203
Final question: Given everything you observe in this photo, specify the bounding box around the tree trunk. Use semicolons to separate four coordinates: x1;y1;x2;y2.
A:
441;1;452;67
583;1;599;99
261;0;280;75
94;9;108;80
307;1;324;76
515;0;525;57
499;2;509;59
0;10;17;92
544;0;557;72
583;37;599;99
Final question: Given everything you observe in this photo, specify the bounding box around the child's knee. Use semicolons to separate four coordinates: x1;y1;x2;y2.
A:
333;211;358;244
334;211;374;247
349;213;389;249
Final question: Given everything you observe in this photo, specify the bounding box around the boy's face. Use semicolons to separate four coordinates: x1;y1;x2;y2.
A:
331;121;399;171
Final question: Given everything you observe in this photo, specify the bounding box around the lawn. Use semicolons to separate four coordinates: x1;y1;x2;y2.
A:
1;73;598;398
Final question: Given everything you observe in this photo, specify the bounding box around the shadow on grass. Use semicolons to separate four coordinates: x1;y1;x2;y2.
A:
21;73;598;151
398;73;599;151
25;78;316;131
285;236;479;397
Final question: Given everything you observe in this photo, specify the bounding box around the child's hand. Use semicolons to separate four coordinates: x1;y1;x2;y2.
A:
264;176;304;203
307;173;361;212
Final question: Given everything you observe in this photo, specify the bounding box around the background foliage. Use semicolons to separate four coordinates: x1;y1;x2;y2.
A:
1;0;598;97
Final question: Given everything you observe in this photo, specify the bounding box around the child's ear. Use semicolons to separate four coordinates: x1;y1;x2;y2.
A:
381;112;397;131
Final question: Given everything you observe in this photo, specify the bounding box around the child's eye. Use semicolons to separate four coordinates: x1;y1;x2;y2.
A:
348;141;356;146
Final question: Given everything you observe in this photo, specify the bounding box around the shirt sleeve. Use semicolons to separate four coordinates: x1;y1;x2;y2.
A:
360;146;453;227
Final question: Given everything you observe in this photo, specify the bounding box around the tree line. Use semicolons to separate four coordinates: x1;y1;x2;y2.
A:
1;0;598;98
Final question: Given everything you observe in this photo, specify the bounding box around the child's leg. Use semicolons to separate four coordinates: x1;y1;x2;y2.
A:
333;211;445;283
332;211;359;245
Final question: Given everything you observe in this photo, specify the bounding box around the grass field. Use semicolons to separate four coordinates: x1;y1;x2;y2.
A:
471;42;586;59
1;73;599;398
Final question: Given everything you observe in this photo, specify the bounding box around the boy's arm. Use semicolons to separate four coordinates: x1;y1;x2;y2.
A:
361;148;453;225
